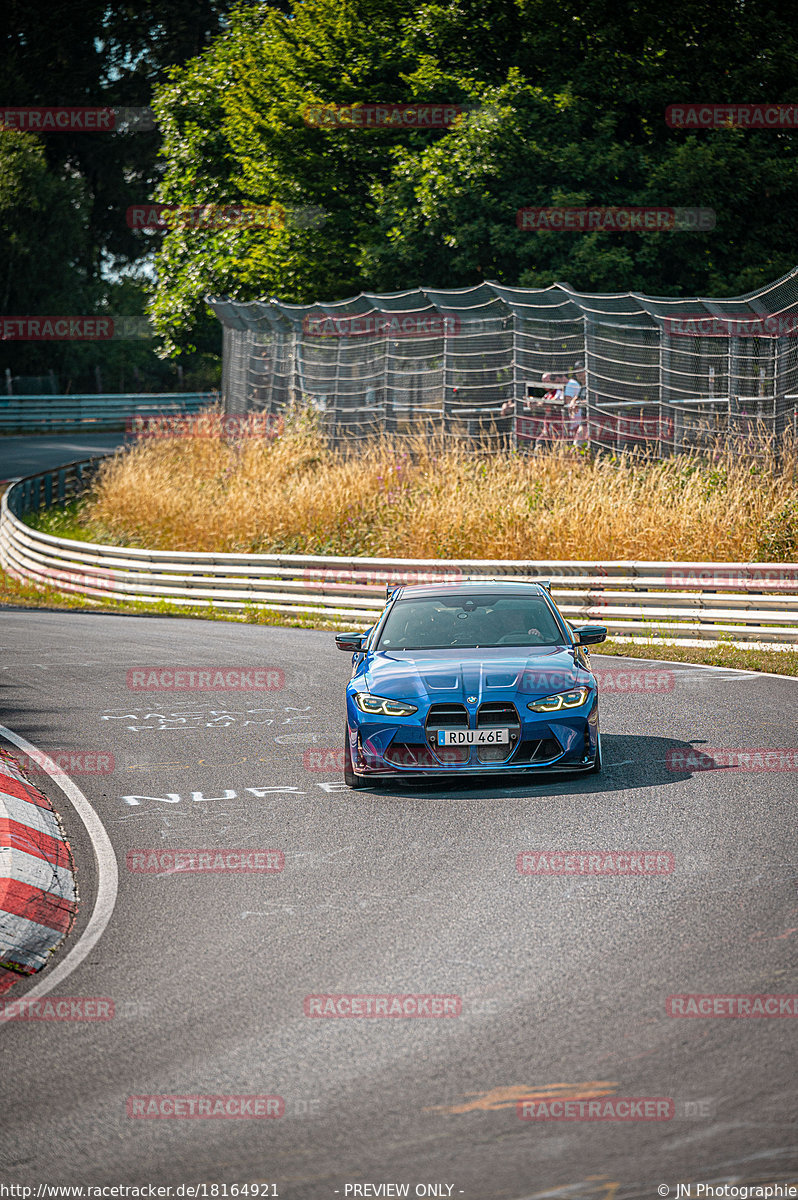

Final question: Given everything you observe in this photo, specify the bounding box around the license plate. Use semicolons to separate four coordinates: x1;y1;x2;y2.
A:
437;728;510;746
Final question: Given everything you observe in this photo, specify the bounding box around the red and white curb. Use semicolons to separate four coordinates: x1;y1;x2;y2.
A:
0;750;78;993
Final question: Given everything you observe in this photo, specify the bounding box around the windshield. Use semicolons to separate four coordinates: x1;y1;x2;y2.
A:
375;594;565;650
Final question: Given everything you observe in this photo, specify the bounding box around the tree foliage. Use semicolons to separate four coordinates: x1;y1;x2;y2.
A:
6;0;798;361
1;0;240;380
149;0;798;349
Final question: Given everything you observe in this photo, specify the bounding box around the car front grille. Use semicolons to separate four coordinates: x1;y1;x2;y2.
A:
476;701;520;762
425;703;470;763
427;703;469;727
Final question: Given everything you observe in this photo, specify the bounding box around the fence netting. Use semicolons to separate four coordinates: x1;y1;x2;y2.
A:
210;269;798;455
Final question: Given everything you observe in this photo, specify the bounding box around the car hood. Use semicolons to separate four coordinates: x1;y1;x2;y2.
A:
362;645;590;705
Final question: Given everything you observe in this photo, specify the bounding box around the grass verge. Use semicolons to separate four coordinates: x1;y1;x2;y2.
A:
24;412;798;562
598;636;798;676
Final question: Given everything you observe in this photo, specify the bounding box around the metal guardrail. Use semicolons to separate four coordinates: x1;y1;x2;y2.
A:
4;457;105;510
0;392;216;433
1;457;797;644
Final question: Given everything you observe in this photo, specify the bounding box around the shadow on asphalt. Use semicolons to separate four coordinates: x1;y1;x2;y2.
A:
351;734;713;799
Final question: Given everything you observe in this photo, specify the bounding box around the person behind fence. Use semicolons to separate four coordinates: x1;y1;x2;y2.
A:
528;372;567;450
565;361;588;447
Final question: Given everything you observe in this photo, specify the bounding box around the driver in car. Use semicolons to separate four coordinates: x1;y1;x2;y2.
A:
493;605;543;644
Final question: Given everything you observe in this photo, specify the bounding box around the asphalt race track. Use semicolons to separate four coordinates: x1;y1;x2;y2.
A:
0;433;127;480
1;608;797;1197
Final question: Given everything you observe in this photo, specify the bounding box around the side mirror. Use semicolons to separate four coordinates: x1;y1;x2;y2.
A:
572;624;607;646
335;632;367;652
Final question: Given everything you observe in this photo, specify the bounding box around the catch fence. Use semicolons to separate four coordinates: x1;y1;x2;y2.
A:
209;269;798;455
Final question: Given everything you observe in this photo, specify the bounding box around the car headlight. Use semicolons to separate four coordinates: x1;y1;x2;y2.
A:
354;692;418;717
528;687;590;713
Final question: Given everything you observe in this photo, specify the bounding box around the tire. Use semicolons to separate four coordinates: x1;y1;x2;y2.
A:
588;729;602;774
344;726;368;789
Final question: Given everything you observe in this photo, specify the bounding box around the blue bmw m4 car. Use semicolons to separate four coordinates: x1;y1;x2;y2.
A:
336;580;607;788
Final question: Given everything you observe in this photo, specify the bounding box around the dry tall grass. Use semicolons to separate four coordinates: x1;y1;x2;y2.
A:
84;411;798;561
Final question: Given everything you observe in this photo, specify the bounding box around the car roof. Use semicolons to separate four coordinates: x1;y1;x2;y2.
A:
391;580;551;600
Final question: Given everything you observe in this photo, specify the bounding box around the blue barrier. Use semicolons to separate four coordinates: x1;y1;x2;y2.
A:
0;392;216;433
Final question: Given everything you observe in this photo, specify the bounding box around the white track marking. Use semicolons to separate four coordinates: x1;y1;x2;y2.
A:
0;724;118;1017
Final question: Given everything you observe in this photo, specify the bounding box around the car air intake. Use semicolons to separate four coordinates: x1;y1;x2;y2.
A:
385;741;439;768
513;736;562;765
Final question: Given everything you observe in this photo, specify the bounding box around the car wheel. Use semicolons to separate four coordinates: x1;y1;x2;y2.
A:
344;726;368;789
588;729;602;774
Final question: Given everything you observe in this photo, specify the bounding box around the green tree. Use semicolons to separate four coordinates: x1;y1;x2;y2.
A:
151;0;471;349
148;0;798;351
0;132;96;376
1;0;242;387
2;0;243;276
